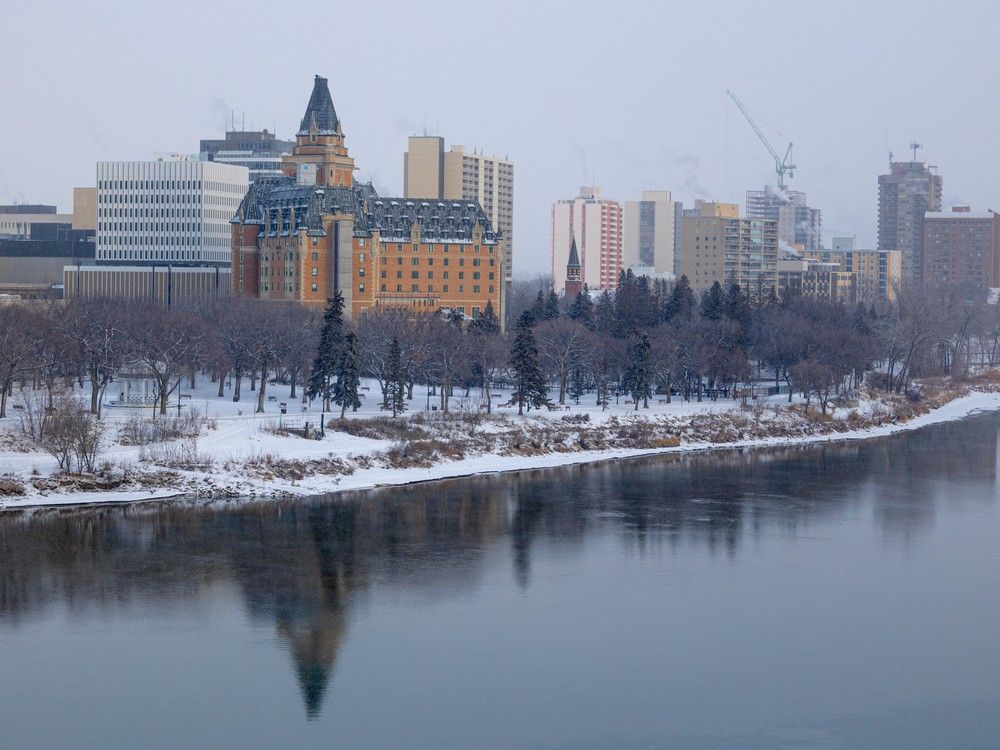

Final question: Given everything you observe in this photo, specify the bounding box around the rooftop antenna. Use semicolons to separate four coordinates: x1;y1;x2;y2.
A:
242;112;246;131
910;141;923;163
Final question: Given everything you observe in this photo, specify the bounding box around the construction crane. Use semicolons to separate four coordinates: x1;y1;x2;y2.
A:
726;90;795;190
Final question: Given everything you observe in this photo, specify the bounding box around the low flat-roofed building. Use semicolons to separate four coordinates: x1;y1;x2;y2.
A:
63;264;230;306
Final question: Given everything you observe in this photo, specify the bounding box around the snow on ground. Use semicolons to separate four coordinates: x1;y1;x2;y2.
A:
3;376;1000;510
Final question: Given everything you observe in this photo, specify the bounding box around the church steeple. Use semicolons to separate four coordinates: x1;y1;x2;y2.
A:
298;75;340;136
564;236;583;298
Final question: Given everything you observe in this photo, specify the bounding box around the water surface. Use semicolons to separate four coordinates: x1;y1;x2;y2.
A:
3;414;1000;749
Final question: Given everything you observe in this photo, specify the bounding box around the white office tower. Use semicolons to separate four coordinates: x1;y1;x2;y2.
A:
96;159;249;266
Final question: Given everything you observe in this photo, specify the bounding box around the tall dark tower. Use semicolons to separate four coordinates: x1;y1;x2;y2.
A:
564;236;582;299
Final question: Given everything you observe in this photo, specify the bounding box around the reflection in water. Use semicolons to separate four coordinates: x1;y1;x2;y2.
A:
0;413;997;721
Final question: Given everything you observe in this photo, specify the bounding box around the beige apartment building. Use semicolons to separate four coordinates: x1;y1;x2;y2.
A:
404;136;514;284
679;200;778;294
623;190;676;277
802;239;902;301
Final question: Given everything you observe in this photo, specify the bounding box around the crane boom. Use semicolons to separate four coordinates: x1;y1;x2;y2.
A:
726;90;796;190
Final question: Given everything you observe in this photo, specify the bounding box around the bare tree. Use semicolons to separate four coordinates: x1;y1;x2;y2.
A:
536;318;588;404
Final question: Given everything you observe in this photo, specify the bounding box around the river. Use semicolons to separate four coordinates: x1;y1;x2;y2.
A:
3;413;1000;749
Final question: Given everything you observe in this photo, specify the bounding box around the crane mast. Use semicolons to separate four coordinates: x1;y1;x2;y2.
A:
726;90;795;190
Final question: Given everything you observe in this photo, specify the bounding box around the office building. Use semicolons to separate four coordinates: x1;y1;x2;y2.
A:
679;200;778;293
404;136;514;284
200;129;294;182
551;186;622;292
63;264;230;305
233;76;505;323
623;190;676;278
0;205;72;238
878;159;943;287
0;223;95;299
746;187;821;253
922;207;1000;292
96;158;248;266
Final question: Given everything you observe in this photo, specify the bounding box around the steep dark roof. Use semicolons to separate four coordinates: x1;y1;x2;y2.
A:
567;237;581;268
298;75;340;135
234;179;500;244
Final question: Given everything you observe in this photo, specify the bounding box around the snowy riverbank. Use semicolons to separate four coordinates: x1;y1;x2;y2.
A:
3;383;1000;511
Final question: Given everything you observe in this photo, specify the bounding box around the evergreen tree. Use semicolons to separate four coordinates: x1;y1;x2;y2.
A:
508;311;548;415
332;331;362;418
567;285;594;328
700;281;725;320
544;289;560;320
531;289;546;321
306;292;345;411
447;307;465;328
594;290;615;333
623;333;653;410
385;336;406;417
471;300;501;334
664;276;696;321
724;283;750;324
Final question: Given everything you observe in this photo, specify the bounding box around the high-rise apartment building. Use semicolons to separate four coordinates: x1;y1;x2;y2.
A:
233;76;505;323
200;129;294;182
96;158;248;266
922;207;1000;292
623;190;676;277
746;187;821;253
551;187;622;292
679;200;778;293
404;136;514;285
878;159;943;288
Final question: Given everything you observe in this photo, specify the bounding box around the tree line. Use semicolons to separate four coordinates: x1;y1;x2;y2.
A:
1;269;998;421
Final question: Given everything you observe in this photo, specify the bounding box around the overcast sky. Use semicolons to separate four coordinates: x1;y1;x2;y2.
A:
3;0;998;277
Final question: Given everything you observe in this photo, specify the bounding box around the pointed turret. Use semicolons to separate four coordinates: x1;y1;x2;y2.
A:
567;237;581;269
298;75;340;135
564;236;583;298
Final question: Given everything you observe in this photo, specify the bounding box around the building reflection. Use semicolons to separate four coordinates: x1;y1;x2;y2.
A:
0;412;996;717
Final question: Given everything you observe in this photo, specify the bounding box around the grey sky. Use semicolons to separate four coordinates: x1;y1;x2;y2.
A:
3;0;998;278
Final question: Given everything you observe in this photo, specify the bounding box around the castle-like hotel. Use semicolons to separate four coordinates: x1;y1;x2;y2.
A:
231;76;505;322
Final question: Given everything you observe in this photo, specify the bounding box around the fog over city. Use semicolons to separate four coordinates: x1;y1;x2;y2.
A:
2;0;998;277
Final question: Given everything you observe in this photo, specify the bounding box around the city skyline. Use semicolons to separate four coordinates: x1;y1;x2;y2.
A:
3;0;999;278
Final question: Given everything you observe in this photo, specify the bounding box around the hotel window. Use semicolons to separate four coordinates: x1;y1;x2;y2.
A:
411;271;419;279
359;268;365;277
458;272;465;280
311;283;318;292
473;285;480;294
380;270;386;279
443;285;449;293
473;272;480;280
428;284;433;292
427;257;434;266
396;284;402;292
443;258;449;266
311;268;318;276
411;283;419;292
396;271;402;279
412;257;419;265
381;284;387;292
359;253;365;261
312;252;318;261
411;244;418;252
459;285;464;293
397;257;403;265
459;258;464;266
359;283;365;292
427;271;433;279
